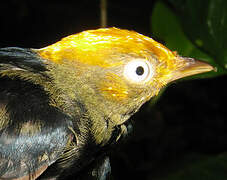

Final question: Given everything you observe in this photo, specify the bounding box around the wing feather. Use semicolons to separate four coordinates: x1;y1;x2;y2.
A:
0;47;76;179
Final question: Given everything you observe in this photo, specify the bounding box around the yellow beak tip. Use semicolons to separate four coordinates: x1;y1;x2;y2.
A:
170;57;214;82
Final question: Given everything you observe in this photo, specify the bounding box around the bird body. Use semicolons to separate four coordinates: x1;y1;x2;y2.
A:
0;28;213;179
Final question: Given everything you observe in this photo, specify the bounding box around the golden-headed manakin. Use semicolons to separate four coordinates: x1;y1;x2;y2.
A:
0;28;213;179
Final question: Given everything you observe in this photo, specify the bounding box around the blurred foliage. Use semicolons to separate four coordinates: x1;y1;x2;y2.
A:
167;0;227;70
153;153;227;180
148;1;227;179
151;1;227;78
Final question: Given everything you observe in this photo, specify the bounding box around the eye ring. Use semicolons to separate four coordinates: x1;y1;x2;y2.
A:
123;59;154;83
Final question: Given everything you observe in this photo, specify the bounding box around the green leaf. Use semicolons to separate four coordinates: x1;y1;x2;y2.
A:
150;1;227;78
166;0;227;71
153;153;227;180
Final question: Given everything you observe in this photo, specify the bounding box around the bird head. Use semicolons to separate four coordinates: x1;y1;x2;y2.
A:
32;28;213;144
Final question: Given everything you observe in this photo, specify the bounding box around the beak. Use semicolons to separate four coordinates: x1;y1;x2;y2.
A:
170;57;214;82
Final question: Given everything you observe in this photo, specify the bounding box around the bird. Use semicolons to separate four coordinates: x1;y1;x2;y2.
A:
0;27;213;180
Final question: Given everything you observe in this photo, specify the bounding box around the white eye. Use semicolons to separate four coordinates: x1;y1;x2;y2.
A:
123;59;154;83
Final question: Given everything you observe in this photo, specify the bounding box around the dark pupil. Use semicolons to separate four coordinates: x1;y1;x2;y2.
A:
136;66;144;76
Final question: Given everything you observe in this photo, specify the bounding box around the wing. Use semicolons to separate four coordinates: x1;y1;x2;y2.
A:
0;48;75;179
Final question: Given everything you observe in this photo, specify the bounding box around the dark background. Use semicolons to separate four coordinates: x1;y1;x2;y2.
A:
0;0;226;179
